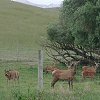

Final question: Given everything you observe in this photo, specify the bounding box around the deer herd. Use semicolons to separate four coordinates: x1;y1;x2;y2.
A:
44;61;99;89
5;61;99;89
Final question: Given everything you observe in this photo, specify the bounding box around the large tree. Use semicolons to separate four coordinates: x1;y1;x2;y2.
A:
43;0;100;65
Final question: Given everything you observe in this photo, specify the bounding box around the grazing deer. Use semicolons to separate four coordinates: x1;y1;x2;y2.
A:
43;66;58;74
82;63;98;80
5;69;19;84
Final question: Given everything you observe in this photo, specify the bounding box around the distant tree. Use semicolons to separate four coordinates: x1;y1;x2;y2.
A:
43;0;100;65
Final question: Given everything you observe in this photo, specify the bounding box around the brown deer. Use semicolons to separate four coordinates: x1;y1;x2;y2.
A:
43;66;58;74
5;69;19;83
51;63;76;89
82;63;98;80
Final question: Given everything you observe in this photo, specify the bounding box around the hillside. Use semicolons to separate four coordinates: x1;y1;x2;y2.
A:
0;0;59;51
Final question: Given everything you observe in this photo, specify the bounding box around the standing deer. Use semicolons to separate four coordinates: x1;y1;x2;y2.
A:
51;63;77;89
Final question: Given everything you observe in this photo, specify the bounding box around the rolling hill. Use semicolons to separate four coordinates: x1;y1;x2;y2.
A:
0;0;59;60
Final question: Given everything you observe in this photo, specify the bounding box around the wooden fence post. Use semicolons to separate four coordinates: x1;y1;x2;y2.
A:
38;50;43;90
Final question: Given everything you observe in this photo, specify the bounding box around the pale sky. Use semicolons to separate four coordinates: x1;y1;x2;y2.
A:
28;0;64;5
12;0;64;8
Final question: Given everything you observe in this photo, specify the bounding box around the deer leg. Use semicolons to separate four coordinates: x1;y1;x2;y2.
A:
70;80;73;89
83;76;85;80
68;80;71;89
46;71;48;74
7;79;9;85
17;77;20;84
82;74;85;81
91;75;94;81
51;77;59;88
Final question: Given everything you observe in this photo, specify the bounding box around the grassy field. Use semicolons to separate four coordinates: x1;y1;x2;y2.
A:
0;0;59;60
0;1;100;100
0;62;100;100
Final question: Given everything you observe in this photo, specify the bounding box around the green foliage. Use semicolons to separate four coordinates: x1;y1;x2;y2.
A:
61;0;100;48
47;0;100;49
47;24;74;44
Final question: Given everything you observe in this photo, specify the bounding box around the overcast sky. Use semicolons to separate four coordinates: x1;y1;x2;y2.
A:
28;0;64;5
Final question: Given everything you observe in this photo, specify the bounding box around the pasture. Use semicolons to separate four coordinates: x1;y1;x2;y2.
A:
0;0;100;100
0;62;100;100
0;0;59;60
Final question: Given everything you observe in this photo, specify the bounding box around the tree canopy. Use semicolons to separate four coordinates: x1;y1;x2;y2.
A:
43;0;100;65
61;0;100;48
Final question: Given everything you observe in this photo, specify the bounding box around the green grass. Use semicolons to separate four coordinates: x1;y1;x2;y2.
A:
0;0;59;60
0;62;100;100
0;1;100;99
0;62;38;100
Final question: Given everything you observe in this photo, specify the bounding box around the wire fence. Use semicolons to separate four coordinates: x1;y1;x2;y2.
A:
0;49;38;61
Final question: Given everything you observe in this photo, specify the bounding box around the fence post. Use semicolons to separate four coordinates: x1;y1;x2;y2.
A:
38;50;43;90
